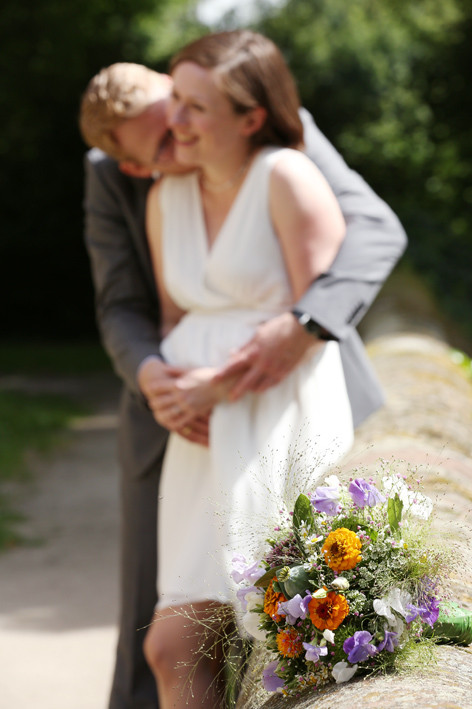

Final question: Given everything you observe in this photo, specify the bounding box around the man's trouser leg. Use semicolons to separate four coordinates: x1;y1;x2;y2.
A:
108;445;164;709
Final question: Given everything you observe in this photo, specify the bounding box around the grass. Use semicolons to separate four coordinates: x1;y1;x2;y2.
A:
0;340;111;375
0;390;86;550
0;340;108;550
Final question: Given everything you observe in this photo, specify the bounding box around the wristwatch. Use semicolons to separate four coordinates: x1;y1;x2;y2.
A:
291;310;333;341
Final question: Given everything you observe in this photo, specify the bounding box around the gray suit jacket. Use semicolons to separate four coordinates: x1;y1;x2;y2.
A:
83;109;407;476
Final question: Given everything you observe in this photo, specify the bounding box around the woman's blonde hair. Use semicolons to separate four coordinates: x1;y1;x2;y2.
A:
170;30;304;150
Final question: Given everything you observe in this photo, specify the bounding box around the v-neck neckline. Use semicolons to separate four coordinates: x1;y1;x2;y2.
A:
194;150;262;256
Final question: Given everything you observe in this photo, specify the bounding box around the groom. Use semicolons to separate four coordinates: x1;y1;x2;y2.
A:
80;62;406;709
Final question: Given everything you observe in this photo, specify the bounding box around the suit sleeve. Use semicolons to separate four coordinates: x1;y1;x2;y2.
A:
83;149;162;393
296;108;408;340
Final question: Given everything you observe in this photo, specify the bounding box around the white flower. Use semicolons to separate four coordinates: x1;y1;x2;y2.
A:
373;603;404;635
374;588;411;635
409;492;433;519
242;611;267;641
389;588;412;618
382;476;433;519
332;661;358;684
245;591;263;612
324;474;341;489
323;629;335;644
373;598;394;622
331;576;350;591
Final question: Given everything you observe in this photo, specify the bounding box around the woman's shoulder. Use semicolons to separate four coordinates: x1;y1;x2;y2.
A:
266;145;315;171
253;145;310;178
267;147;323;195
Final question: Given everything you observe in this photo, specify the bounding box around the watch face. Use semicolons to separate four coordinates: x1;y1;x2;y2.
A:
297;312;320;335
298;312;311;328
305;319;322;335
293;310;330;339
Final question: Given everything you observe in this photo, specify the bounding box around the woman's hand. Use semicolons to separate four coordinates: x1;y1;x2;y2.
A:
138;358;246;445
138;357;210;445
214;313;323;400
148;367;234;426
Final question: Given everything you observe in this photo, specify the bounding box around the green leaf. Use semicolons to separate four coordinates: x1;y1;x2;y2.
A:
254;566;284;588
272;580;284;594
387;493;403;533
293;493;315;533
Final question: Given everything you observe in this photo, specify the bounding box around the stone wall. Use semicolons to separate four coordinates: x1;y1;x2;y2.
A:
236;282;472;708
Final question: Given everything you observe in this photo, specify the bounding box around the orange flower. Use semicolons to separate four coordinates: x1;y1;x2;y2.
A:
264;579;287;622
276;627;303;658
308;591;349;631
322;527;362;572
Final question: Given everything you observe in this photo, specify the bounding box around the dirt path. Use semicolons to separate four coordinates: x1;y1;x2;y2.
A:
0;373;122;709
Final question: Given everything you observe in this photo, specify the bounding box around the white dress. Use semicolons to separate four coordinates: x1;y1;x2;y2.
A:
156;147;354;609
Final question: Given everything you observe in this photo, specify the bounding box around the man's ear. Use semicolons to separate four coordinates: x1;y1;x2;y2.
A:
240;106;267;138
118;161;153;178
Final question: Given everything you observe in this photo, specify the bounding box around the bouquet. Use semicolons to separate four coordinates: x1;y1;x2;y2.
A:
232;472;470;697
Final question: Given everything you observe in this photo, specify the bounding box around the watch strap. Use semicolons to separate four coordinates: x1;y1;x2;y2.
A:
291;310;333;340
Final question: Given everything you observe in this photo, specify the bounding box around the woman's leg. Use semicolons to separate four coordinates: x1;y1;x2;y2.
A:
144;601;230;708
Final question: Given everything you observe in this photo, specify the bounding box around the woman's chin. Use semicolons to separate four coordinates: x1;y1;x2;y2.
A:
175;144;198;162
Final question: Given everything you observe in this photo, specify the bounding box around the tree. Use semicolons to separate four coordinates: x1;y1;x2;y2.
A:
256;0;471;336
0;0;194;339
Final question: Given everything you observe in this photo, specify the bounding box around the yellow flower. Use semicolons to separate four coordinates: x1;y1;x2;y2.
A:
276;627;303;658
321;527;362;572
264;579;287;622
308;590;349;631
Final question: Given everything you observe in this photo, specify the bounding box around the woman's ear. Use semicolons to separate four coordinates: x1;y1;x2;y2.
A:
118;161;154;178
240;106;267;137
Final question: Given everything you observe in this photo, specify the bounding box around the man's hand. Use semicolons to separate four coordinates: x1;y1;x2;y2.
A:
137;356;209;445
215;312;324;401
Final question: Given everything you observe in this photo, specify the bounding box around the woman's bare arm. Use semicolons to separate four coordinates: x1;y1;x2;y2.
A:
269;150;346;301
146;179;187;336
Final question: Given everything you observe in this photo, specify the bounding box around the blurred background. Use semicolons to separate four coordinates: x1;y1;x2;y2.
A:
0;0;471;349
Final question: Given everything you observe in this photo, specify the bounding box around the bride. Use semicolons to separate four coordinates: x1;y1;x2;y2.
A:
143;29;354;707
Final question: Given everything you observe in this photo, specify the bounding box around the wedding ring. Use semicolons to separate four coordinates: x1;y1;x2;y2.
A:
182;426;192;435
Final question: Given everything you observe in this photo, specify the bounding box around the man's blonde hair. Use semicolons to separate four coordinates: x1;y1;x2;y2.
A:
79;63;168;160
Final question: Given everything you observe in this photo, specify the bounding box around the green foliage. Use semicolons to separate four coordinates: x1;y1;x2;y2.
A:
255;565;282;589
0;391;81;478
293;493;315;534
0;390;84;549
137;0;205;66
0;0;198;339
256;0;472;340
1;0;470;343
387;494;403;534
450;349;472;380
0;342;111;375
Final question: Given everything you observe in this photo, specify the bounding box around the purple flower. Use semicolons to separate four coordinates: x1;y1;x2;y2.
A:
420;596;440;626
343;631;377;663
406;604;420;623
278;593;312;624
376;629;399;653
231;554;264;584
349;479;386;508
303;642;328;663
262;661;285;693
406;597;440;627
406;578;440;627
310;486;341;516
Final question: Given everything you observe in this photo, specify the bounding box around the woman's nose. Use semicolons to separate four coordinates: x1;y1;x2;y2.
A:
168;103;188;127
